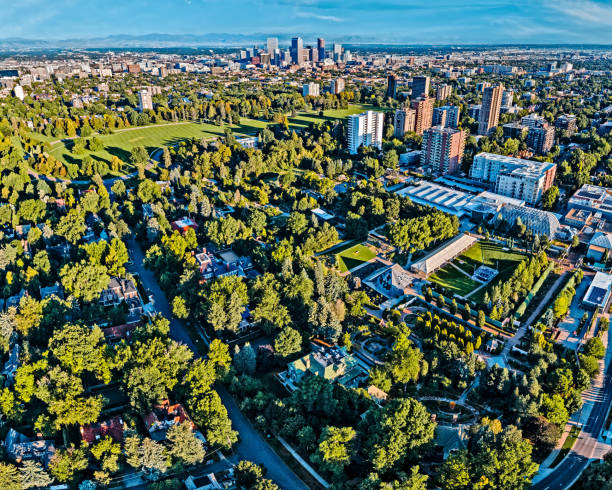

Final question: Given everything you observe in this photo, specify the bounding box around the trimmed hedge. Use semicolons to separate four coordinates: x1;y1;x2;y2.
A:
538;268;584;325
514;261;555;319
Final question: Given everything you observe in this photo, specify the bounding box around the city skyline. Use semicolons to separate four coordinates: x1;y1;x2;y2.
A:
2;0;612;45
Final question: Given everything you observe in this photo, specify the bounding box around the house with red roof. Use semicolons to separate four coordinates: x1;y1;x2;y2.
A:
170;217;198;234
143;400;194;441
80;416;125;444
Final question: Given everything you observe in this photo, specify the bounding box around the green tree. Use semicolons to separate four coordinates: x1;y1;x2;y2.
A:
131;146;149;178
437;451;471;489
207;339;232;378
583;337;605;359
55;210;87;244
540;393;569;427
90;436;122;475
60;261;110;302
49;446;89;483
48;323;111;382
188;389;238;449
251;274;290;333
206;276;248;333
19;460;53;489
0;462;21;490
477;310;486;328
172;295;189;319
472;425;539;489
541;186;560;210
234;343;256;374
235;460;264;488
140;438;170;480
364;398;436;472
167;422;205;466
311;426;356;477
274;327;302;358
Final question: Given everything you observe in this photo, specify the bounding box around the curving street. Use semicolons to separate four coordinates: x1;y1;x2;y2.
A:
126;239;308;490
532;353;612;489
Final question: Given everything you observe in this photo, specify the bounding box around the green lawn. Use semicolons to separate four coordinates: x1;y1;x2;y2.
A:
334;243;377;273
287;103;385;129
429;264;482;297
44;103;384;173
550;426;581;468
429;241;526;301
458;241;526;303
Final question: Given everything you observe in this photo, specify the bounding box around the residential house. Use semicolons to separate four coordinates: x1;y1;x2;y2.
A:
195;249;245;281
101;321;141;343
100;277;143;318
14;224;32;238
171;217;198;234
40;283;64;300
81;416;124;444
6;289;27;310
185;469;235;490
46;242;71;260
367;385;388;405
238;307;258;334
281;342;366;390
142;203;154;219
185;474;222;490
2;344;20;385
143;400;195;441
4;429;56;467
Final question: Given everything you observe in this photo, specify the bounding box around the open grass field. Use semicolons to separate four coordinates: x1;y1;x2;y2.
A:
46;121;234;172
44;103;384;173
287;103;385;129
429;264;482;298
459;241;526;303
331;242;377;273
430;241;526;301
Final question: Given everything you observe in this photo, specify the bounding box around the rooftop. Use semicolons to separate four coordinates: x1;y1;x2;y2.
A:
583;272;612;308
411;233;478;276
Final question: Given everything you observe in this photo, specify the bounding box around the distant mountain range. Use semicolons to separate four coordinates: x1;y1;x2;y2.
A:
0;33;382;50
0;34;608;52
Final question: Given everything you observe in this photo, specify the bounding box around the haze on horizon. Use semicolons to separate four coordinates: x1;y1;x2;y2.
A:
3;0;612;45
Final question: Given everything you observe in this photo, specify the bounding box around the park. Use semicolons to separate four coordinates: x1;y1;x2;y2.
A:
39;103;382;179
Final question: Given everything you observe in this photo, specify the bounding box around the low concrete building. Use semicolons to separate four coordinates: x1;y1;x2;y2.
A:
411;234;478;277
586;232;612;262
582;272;612;310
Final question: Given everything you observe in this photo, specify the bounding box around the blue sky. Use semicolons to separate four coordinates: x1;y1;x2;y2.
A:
4;0;612;44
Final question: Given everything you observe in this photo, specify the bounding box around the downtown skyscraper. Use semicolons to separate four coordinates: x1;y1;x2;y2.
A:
291;37;304;65
317;38;325;61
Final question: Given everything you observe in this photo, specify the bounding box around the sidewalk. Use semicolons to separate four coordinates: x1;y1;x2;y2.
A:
533;327;612;484
276;435;330;489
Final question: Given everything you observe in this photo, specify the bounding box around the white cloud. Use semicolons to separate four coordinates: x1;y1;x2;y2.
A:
295;11;342;22
542;0;612;26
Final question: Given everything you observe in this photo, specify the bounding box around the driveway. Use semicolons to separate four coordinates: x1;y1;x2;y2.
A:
126;239;308;490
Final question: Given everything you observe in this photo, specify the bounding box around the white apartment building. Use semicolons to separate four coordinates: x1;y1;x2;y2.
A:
138;89;153;111
470;153;557;205
302;82;320;97
13;85;24;101
347;111;384;155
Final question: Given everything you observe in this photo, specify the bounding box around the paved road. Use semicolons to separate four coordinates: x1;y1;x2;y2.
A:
532;358;612;489
126;239;308;490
